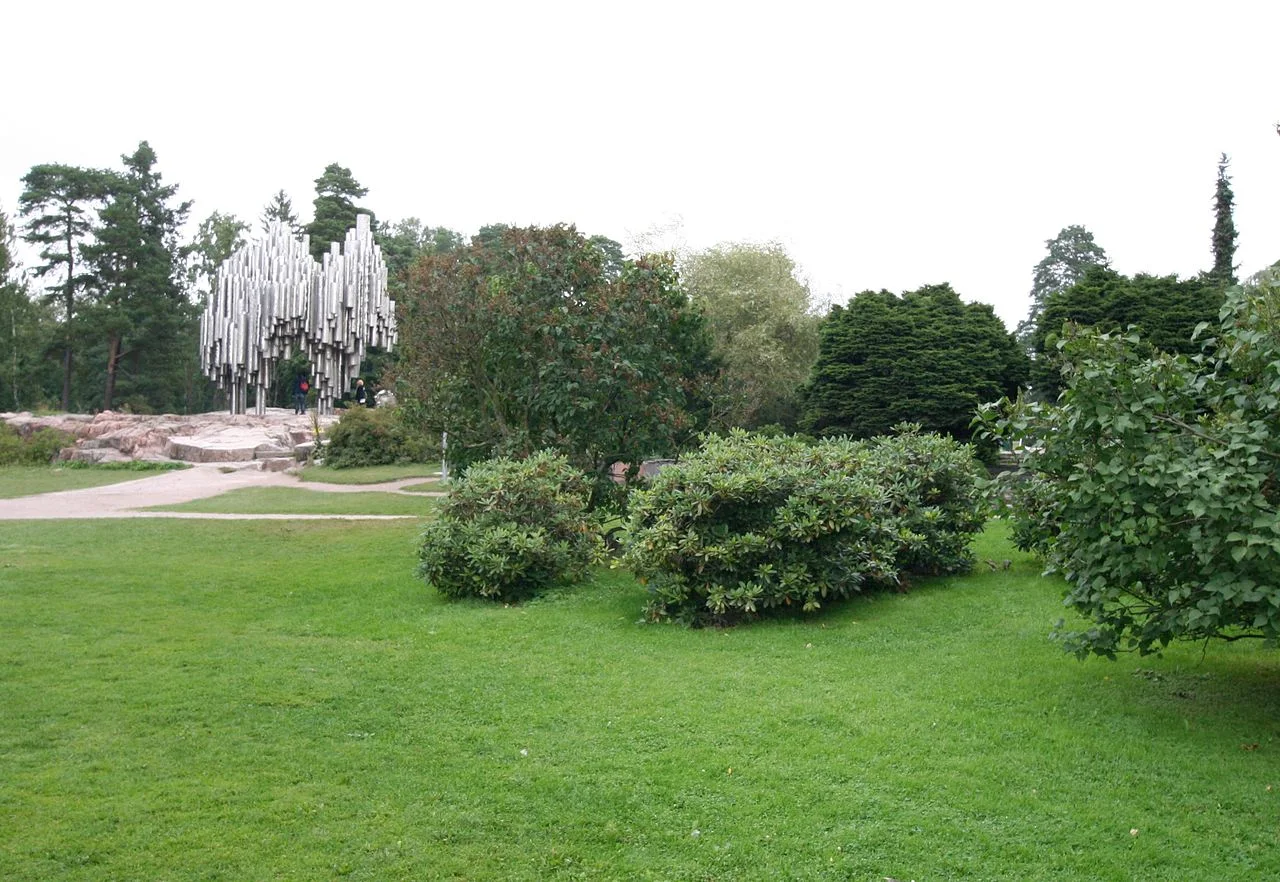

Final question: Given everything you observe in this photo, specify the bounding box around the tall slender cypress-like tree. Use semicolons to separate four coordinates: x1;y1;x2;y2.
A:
1211;153;1238;285
17;164;111;410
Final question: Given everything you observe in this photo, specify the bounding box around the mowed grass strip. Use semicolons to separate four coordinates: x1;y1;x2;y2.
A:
298;463;439;485
143;486;439;516
0;464;187;499
0;519;1276;880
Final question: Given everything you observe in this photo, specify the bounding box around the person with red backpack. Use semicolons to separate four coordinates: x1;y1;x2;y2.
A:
293;375;309;414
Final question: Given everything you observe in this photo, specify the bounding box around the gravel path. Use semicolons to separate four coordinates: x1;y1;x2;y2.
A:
0;465;443;520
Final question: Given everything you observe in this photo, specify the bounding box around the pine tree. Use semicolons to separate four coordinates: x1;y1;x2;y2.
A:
305;164;373;260
1211;153;1238;285
17;164;111;410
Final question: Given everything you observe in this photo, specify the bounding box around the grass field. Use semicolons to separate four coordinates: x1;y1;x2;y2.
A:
0;463;188;499
1;519;1276;880
298;463;440;485
144;486;440;516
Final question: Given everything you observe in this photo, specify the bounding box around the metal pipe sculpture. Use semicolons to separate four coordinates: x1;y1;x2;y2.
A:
199;214;396;414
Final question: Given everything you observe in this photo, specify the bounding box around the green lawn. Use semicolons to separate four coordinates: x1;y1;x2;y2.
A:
0;519;1276;880
0;463;187;499
144;486;439;516
399;480;443;494
298;463;440;485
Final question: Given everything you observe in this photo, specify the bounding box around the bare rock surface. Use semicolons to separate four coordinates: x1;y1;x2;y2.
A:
2;408;336;464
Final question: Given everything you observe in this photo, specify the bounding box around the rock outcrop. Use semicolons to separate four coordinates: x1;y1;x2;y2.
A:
1;409;337;466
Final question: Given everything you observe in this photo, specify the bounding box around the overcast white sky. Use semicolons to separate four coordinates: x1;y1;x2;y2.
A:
4;0;1279;328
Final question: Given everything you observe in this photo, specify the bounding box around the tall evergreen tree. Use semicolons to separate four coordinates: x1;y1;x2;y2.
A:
0;204;54;410
81;141;192;411
17;163;111;410
260;189;301;237
305;164;372;260
1211;153;1238;285
1029;265;1223;398
1016;225;1109;348
802;284;1027;441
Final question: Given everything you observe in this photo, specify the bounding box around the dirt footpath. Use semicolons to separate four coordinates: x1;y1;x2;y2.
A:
0;465;440;520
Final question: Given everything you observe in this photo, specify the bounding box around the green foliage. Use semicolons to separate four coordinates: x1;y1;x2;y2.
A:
80;141;195;413
18;162;113;410
623;428;986;625
394;224;714;478
977;278;1280;657
682;242;820;430
259;189;301;237
1016;225;1109;347
1029;265;1224;397
417;451;603;601
0;204;58;411
802;284;1027;442
323;406;432;468
187;211;248;299
305;163;373;260
1211;153;1238;285
0;422;73;465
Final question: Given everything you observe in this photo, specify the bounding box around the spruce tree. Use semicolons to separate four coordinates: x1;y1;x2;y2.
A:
81;142;192;411
260;189;301;237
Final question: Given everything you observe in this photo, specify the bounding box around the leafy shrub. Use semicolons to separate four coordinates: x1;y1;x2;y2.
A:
418;451;604;602
324;406;433;468
863;425;988;575
976;279;1280;658
622;428;986;625
0;423;74;465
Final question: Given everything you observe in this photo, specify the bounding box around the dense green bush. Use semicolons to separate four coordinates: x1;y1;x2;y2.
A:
0;423;74;465
418;451;604;602
622;428;986;625
977;279;1280;658
863;427;988;575
323;406;432;468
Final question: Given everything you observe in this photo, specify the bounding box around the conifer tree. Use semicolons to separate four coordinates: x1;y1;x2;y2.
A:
17;163;111;410
1211;153;1238;285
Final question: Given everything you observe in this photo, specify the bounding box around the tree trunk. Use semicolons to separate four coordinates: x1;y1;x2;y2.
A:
104;333;120;411
62;220;75;412
61;347;72;412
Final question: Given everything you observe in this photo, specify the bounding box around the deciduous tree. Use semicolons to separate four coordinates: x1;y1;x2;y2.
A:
1017;225;1109;347
394;224;714;480
681;242;820;430
978;276;1280;658
188;211;249;300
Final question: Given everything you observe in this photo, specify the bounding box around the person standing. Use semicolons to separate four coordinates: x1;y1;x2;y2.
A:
354;378;368;407
293;375;309;414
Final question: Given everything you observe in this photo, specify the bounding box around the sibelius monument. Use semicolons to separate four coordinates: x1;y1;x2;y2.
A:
198;214;396;415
